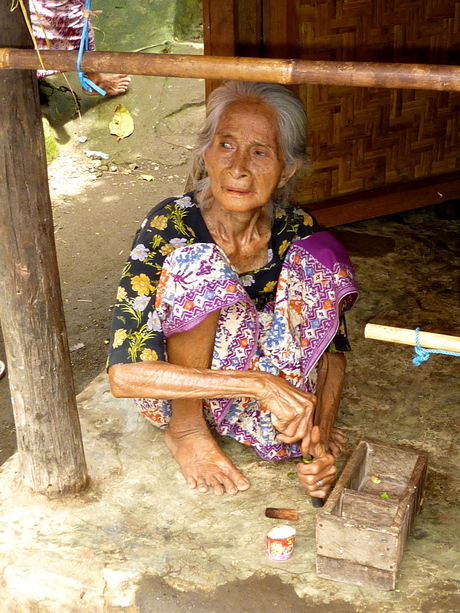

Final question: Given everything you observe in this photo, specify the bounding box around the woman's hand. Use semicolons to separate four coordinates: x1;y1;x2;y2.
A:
297;425;337;498
257;374;316;446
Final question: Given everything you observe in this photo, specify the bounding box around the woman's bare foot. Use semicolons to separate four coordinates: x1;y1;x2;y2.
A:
165;427;250;496
83;72;131;97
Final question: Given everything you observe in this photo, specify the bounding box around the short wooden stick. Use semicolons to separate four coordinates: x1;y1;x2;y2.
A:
265;507;299;521
364;323;460;353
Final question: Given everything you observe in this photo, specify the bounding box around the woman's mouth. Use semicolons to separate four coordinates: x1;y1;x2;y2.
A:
224;187;251;195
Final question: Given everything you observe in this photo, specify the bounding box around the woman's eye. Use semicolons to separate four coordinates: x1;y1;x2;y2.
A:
254;149;267;157
219;141;232;149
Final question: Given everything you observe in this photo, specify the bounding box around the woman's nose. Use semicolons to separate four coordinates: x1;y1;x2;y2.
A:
228;150;249;177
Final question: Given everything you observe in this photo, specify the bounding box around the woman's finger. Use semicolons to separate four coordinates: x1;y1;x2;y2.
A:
273;411;312;443
296;452;337;494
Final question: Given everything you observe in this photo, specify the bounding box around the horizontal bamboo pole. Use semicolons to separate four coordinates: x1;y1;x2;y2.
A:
364;324;460;353
1;49;460;91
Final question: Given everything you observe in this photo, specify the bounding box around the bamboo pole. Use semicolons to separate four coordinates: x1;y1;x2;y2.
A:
364;324;460;353
1;49;460;91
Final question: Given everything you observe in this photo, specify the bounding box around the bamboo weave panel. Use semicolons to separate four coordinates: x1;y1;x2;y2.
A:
291;0;460;203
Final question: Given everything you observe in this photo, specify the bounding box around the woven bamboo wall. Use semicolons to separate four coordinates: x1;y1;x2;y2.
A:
291;0;460;203
204;0;460;208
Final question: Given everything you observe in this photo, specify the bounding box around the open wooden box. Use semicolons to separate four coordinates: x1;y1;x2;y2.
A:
316;438;428;590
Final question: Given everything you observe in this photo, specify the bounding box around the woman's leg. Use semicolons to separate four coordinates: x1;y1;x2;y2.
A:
164;310;250;495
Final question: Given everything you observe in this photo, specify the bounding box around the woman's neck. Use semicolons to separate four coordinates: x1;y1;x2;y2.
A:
201;198;273;272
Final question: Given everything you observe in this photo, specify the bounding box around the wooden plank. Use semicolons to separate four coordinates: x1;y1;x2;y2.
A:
320;439;369;515
262;0;297;59
341;490;399;527
316;555;396;591
235;0;262;57
360;443;419;499
0;2;88;496
203;0;236;95
302;171;460;227
203;0;235;57
316;514;399;570
393;454;428;529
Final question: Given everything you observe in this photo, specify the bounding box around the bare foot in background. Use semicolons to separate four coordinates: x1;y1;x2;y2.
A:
83;72;131;96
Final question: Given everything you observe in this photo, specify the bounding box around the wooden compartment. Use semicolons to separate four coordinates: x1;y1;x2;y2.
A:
315;438;428;590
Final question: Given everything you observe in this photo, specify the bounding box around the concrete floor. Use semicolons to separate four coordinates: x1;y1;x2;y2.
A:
0;206;459;612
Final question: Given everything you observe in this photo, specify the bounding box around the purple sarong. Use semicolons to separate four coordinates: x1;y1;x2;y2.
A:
135;231;358;460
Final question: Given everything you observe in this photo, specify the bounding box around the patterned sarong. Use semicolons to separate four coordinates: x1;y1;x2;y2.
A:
29;0;95;77
135;232;358;461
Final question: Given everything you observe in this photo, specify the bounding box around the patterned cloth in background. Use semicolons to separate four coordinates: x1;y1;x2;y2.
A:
108;193;358;460
29;0;94;77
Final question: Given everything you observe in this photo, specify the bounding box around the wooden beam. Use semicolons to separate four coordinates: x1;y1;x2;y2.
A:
0;3;88;495
364;324;460;353
262;0;297;59
2;49;460;92
302;172;460;228
234;0;263;57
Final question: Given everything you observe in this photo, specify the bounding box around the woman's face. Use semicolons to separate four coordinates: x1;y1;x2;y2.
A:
203;100;296;214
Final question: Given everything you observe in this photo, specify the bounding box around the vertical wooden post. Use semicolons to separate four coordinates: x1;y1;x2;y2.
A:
203;0;236;95
0;2;88;495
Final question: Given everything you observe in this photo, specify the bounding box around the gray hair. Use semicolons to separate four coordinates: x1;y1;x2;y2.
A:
187;81;309;203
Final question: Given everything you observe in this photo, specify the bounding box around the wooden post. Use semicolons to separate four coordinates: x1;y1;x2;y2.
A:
0;2;88;495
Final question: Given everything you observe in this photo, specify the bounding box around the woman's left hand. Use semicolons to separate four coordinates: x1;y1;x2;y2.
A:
296;426;337;498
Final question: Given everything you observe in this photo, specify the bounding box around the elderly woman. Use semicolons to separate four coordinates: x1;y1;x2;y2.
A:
108;81;357;498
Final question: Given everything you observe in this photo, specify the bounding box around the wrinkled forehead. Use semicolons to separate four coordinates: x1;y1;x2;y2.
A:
216;99;280;141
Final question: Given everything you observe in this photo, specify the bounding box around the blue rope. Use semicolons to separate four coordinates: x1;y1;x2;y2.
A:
413;327;460;366
76;0;106;96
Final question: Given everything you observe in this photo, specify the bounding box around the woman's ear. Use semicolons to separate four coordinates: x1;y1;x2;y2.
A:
278;164;299;189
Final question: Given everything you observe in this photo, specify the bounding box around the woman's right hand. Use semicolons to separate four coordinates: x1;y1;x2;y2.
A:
257;374;316;447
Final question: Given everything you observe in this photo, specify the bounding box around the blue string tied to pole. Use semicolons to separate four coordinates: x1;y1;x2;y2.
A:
77;0;106;96
413;327;460;366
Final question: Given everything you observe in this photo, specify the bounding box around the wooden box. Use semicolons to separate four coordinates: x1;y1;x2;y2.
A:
315;438;428;590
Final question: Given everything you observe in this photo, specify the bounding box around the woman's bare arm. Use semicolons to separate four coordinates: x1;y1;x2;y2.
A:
310;352;346;452
109;361;316;443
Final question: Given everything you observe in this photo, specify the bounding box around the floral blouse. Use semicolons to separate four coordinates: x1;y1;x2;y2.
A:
108;192;350;367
